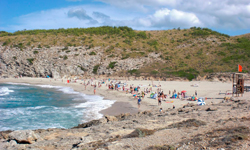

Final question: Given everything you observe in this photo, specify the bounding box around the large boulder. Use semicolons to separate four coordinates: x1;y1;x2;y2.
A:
8;130;41;144
105;115;118;122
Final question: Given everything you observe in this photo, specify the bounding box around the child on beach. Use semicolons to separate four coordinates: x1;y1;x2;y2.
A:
138;96;141;109
159;108;163;113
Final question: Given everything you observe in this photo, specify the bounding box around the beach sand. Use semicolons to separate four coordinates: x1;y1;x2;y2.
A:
1;77;249;116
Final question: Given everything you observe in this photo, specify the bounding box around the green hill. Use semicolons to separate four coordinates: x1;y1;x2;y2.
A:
0;26;249;80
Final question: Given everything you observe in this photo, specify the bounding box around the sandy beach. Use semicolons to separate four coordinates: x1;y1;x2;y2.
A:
1;77;250;150
1;77;249;116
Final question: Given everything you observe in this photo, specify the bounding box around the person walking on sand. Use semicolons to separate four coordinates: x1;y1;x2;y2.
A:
138;96;141;109
158;95;162;106
94;85;96;94
195;90;197;97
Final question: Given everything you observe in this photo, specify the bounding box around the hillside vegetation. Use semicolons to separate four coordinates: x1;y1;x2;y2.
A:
0;26;249;80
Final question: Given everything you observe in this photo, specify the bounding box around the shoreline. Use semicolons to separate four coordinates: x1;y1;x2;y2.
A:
0;77;141;118
1;77;250;124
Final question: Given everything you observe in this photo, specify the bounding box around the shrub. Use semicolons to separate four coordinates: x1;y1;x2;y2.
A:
27;58;35;65
106;46;114;53
107;61;117;69
13;43;24;49
147;40;158;46
78;65;87;71
137;31;147;39
108;54;115;57
123;39;132;45
66;50;71;53
13;56;17;60
151;70;159;75
62;46;68;51
2;39;11;46
89;51;96;55
121;54;130;59
93;64;100;74
33;51;39;54
128;69;140;76
185;54;191;59
217;51;226;56
38;44;42;48
67;43;72;46
63;55;68;60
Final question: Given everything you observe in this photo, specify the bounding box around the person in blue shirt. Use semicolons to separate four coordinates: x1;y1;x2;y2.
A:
138;96;141;109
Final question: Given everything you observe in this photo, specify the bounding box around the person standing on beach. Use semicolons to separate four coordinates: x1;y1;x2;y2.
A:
138;96;141;109
94;85;96;94
195;90;197;97
158;96;162;106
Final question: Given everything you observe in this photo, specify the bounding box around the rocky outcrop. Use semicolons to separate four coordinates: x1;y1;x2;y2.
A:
0;100;250;150
0;45;157;78
8;130;41;144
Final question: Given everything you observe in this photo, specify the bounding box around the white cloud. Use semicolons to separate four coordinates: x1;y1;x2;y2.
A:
2;0;250;33
136;8;202;28
96;0;250;29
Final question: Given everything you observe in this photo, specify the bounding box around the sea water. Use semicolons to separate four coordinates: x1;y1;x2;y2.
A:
0;83;115;131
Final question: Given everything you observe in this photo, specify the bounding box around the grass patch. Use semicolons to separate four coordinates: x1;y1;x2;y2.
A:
128;69;140;76
168;68;199;81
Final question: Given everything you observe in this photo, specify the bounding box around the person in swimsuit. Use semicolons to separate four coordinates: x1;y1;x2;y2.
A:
94;85;96;94
158;96;162;106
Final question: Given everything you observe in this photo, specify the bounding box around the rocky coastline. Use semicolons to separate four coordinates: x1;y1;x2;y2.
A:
0;98;249;150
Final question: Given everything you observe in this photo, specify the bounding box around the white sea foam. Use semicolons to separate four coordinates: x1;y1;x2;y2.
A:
26;106;48;110
57;87;80;94
0;83;116;131
36;84;81;95
0;87;14;96
36;84;60;88
36;85;117;121
75;95;116;121
6;82;30;86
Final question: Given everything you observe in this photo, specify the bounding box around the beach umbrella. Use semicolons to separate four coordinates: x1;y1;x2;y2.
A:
197;99;206;105
181;90;187;93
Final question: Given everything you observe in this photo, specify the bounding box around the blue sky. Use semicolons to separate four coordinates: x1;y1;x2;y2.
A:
1;0;250;36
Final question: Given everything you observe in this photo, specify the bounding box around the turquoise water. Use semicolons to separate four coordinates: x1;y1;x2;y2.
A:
0;83;115;131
